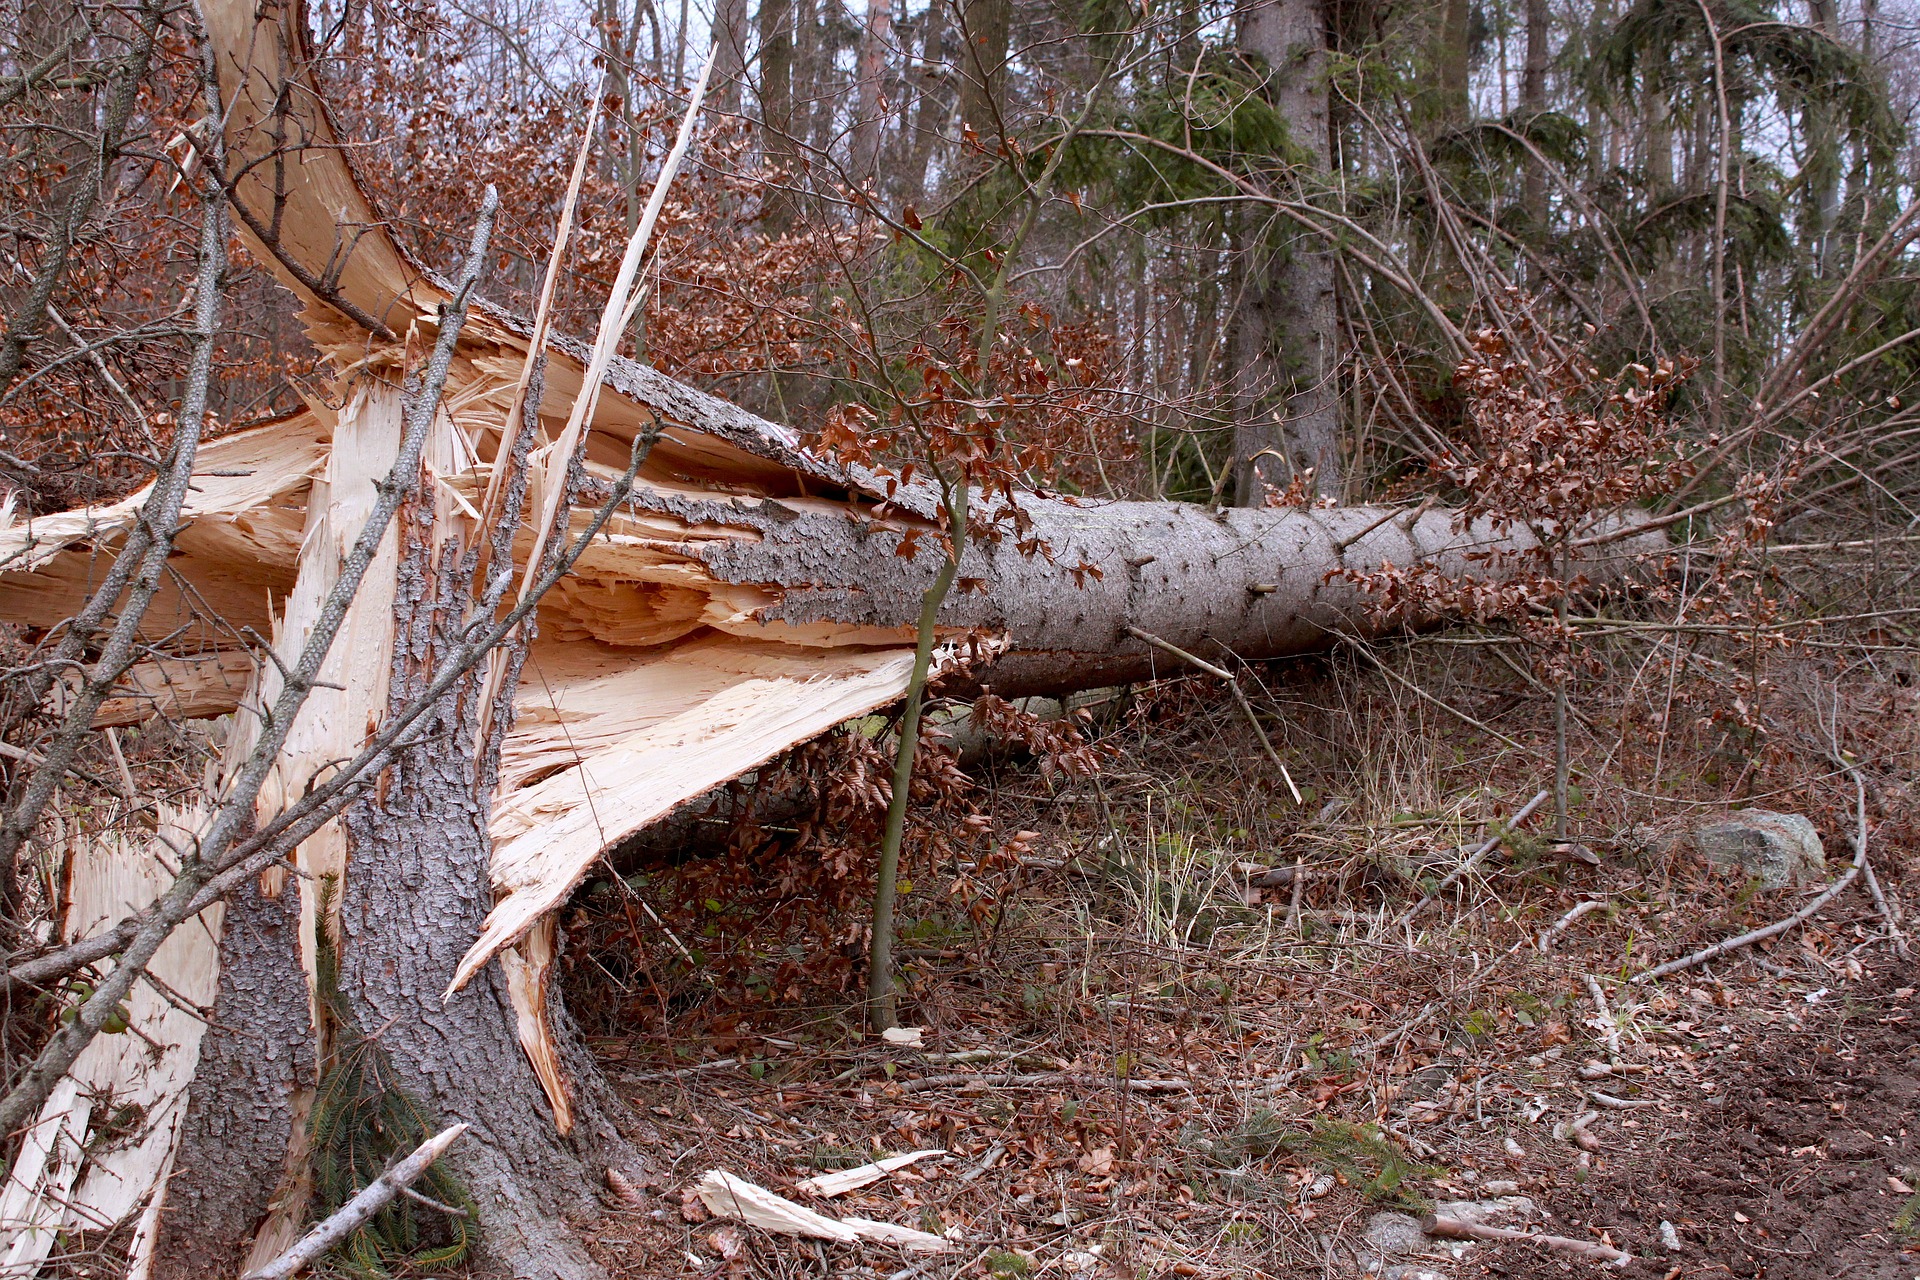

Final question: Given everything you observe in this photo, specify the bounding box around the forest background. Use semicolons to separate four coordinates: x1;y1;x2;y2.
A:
3;0;1920;1272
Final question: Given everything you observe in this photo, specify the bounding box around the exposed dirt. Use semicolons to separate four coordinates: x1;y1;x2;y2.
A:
1489;960;1920;1280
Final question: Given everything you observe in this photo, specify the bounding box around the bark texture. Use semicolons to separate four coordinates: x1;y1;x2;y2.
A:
711;0;749;113
852;0;893;180
664;491;1651;697
333;490;637;1280
150;879;314;1278
0;0;1673;1265
957;0;1010;141
1233;0;1340;502
757;0;798;229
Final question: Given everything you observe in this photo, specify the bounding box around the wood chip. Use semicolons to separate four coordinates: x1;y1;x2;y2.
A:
793;1150;946;1198
693;1170;951;1251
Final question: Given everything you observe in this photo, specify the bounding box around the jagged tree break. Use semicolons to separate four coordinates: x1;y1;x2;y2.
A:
0;2;1659;1274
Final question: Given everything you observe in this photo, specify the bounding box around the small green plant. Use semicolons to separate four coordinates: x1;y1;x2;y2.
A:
1283;1119;1440;1210
986;1250;1034;1276
1231;1107;1290;1159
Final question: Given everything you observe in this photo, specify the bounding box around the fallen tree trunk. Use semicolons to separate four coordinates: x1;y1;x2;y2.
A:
0;2;1658;1274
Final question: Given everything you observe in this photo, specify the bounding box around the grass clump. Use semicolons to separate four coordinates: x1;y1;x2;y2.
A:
1284;1118;1440;1210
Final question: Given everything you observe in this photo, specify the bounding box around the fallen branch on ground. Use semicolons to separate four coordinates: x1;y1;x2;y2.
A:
243;1123;469;1280
1632;770;1871;984
1397;788;1551;925
1540;898;1605;950
1126;626;1302;805
1420;1214;1634;1266
1584;973;1623;1057
898;1071;1190;1095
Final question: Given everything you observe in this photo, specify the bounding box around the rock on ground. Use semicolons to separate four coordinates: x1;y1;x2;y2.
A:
1692;810;1826;890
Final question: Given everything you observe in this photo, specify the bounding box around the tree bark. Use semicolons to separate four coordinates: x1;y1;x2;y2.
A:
149;879;314;1278
1429;0;1472;129
851;0;893;181
1232;0;1340;503
756;0;797;229
667;488;1644;699
0;0;1669;1265
334;549;634;1278
904;0;951;196
956;0;1009;143
711;0;750;113
1521;0;1550;226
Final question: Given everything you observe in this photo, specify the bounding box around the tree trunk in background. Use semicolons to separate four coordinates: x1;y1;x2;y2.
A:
1231;0;1340;503
904;0;951;195
712;0;750;113
957;0;1009;143
852;0;893;182
1522;0;1549;225
1807;0;1840;271
1427;0;1473;129
757;0;798;229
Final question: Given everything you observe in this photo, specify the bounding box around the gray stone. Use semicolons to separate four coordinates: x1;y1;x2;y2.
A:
1693;810;1825;890
1434;1196;1537;1225
1363;1211;1429;1256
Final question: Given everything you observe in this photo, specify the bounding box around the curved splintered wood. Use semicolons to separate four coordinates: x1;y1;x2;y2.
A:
0;805;224;1273
199;0;424;334
0;414;325;641
455;638;950;992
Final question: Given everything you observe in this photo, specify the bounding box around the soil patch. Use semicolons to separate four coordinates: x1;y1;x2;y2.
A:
1492;960;1919;1280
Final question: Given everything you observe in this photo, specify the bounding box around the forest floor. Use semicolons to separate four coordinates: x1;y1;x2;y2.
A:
561;631;1920;1280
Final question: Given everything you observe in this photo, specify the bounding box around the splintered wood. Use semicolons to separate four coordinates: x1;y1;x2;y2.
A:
0;808;223;1277
0;0;1663;1263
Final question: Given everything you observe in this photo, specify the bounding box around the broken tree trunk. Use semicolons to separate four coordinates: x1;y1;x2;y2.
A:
0;0;1659;1273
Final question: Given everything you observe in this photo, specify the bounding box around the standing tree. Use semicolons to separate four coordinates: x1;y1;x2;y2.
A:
1230;0;1342;502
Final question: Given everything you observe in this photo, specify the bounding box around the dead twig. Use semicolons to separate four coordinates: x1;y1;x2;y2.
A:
1420;1214;1634;1266
898;1071;1189;1095
1349;641;1531;753
618;1058;739;1083
1584;973;1622;1058
1540;899;1605;950
1126;626;1302;805
243;1124;469;1280
1632;770;1871;984
1396;789;1551;925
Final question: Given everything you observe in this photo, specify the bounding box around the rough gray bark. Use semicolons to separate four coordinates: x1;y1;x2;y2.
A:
756;0;798;230
1232;0;1341;503
150;879;314;1279
1522;0;1550;224
329;460;640;1280
851;0;893;181
956;0;1009;142
904;0;951;196
711;0;749;112
649;489;1651;698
